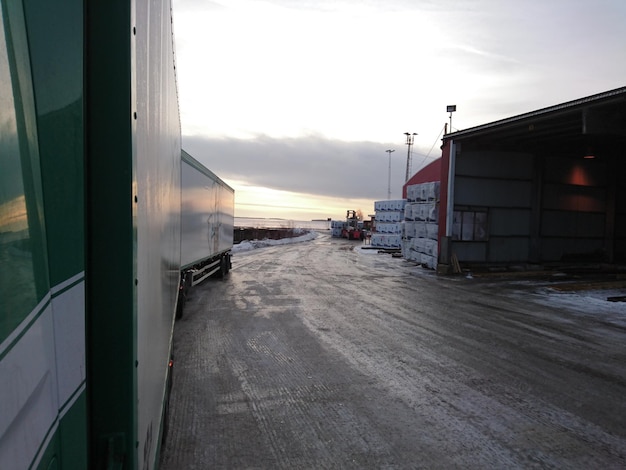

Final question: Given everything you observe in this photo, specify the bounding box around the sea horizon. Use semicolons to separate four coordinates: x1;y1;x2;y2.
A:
235;216;331;230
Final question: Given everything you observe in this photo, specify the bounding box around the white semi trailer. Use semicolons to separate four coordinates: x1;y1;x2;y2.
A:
177;150;235;318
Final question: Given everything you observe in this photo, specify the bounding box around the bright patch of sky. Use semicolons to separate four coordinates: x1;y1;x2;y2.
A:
173;0;626;221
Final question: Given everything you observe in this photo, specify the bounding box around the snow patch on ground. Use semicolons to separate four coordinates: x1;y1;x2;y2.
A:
232;229;319;253
527;286;626;325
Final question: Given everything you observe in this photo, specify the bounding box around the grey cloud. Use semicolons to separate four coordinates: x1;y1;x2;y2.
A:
182;134;416;200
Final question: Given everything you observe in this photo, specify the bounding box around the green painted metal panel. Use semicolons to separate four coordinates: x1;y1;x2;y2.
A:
57;391;88;469
86;1;182;467
23;0;84;287
2;0;182;467
19;2;88;468
0;0;49;340
32;391;87;470
85;0;138;467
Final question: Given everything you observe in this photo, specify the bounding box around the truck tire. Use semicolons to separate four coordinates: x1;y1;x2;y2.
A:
176;275;188;319
219;255;229;278
161;356;174;447
175;291;185;319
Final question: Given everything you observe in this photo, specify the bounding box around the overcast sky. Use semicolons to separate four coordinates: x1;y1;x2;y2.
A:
172;0;626;220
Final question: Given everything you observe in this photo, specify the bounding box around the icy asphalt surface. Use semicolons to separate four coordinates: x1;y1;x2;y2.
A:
160;232;626;469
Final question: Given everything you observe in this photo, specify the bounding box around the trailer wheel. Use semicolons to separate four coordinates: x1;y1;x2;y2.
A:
224;254;231;274
161;356;174;447
176;275;188;319
219;255;229;278
175;291;185;319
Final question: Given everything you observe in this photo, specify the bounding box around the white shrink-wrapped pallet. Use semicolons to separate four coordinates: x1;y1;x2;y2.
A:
415;222;427;238
418;184;427;201
426;223;438;239
409;202;439;222
379;211;404;223
415;205;424;221
404;205;414;221
388;235;402;247
426;202;439;223
377;222;403;234
403;205;410;221
405;186;414;202
421;254;437;269
401;238;411;258
415;204;427;221
371;233;402;248
429;181;441;201
394;199;407;211
404;221;417;239
411;221;439;240
406;181;440;202
410;238;435;256
419;182;437;201
425;238;438;257
371;233;391;247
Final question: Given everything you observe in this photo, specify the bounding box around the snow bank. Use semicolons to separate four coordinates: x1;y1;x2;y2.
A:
232;230;319;253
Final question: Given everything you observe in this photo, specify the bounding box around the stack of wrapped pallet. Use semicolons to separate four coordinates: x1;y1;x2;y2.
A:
330;219;344;238
403;181;440;268
372;199;406;248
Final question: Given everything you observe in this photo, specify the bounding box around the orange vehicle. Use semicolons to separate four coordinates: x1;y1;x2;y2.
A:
341;210;365;240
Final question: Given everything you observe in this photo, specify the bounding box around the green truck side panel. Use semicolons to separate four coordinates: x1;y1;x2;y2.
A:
35;392;88;470
58;391;88;469
0;0;49;339
85;2;138;468
1;1;88;469
23;0;84;287
2;0;181;467
23;1;88;468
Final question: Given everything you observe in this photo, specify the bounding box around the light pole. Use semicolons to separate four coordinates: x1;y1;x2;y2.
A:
404;132;417;182
385;149;395;200
446;105;456;133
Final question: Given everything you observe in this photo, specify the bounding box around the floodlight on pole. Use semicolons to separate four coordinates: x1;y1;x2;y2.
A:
404;132;417;182
385;149;395;200
447;105;456;133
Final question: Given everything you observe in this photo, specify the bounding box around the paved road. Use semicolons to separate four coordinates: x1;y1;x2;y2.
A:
160;233;626;469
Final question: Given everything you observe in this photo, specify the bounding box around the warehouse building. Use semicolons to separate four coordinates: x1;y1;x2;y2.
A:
403;87;626;271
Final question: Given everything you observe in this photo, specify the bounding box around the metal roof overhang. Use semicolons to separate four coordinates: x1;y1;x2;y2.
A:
443;87;626;157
